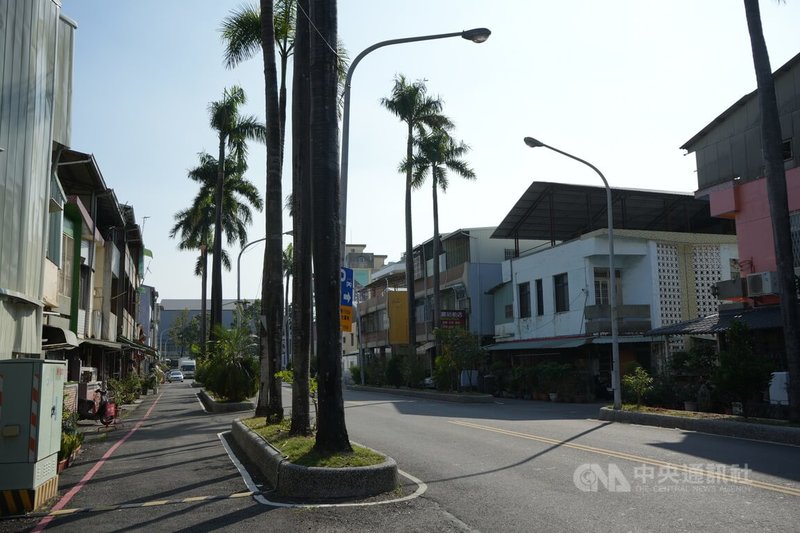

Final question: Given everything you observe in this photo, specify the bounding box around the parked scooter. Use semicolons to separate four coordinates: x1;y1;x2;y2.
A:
78;388;116;426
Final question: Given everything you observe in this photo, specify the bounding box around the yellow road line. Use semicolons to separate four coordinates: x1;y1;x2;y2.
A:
449;419;800;497
42;491;258;517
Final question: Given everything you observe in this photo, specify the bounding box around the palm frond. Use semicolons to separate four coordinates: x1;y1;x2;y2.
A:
220;3;262;69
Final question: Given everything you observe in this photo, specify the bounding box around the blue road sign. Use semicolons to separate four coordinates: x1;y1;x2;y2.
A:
340;267;354;307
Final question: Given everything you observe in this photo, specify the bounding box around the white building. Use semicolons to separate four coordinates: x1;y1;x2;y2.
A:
488;182;737;395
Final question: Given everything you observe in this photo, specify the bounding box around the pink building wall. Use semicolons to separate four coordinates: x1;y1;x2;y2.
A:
710;167;800;275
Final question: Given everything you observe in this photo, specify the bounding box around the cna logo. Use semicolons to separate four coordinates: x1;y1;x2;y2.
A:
573;463;631;492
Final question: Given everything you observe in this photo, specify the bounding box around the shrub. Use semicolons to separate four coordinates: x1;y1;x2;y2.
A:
385;355;404;388
204;326;259;402
622;366;653;409
713;320;773;416
108;374;142;405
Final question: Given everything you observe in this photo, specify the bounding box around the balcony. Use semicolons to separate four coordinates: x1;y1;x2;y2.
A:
584;304;651;335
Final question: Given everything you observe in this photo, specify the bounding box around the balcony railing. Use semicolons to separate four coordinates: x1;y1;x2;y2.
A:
584;304;651;335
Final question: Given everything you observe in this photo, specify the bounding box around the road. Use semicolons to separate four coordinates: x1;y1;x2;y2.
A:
3;383;798;532
344;390;800;532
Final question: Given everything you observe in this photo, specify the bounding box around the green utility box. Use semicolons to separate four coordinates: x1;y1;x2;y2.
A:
0;359;67;515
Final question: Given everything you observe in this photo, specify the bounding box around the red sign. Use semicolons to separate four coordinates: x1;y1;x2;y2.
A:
440;310;466;329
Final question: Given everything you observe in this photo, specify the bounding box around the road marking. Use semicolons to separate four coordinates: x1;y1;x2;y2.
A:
448;419;800;497
32;394;164;531
37;492;255;517
218;431;428;508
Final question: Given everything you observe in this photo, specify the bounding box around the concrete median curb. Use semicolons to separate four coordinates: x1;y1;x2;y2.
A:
598;406;800;445
347;384;494;403
231;419;398;499
198;389;255;413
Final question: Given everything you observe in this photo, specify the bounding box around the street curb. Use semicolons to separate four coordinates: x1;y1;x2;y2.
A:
230;419;398;499
347;384;494;403
598;407;800;446
198;390;255;413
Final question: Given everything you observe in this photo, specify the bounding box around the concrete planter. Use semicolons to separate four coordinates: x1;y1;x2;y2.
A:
231;419;398;500
598;406;800;446
199;389;254;413
347;384;493;403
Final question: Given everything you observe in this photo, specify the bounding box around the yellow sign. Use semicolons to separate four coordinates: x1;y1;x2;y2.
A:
340;306;353;332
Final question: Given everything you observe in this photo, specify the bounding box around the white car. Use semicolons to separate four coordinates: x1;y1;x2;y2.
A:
167;370;184;383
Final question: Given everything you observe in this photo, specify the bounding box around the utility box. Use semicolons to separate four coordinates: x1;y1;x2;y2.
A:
0;359;67;516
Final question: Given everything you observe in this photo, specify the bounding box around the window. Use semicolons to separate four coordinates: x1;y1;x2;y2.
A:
518;282;531;318
535;279;544;316
791;211;800;269
594;268;622;305
554;273;569;312
504;248;516;260
59;234;74;297
783;139;793;162
505;304;513;319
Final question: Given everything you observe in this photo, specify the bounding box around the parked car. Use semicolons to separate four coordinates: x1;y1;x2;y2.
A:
167;370;184;383
422;376;436;389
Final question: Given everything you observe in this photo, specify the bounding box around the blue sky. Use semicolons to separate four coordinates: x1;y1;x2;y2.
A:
61;0;800;301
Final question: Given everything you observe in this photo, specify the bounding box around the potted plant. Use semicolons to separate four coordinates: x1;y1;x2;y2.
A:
678;382;698;411
537;362;571;402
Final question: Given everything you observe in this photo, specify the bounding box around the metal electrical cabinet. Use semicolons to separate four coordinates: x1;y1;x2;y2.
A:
0;359;67;515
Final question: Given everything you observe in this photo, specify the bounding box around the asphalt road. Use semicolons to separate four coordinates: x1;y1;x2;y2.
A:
343;389;800;532
3;383;799;532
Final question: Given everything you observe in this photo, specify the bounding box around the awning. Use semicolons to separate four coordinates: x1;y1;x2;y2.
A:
487;337;587;351
416;341;436;353
119;336;157;356
487;335;659;352
647;305;783;336
42;325;80;351
81;338;123;350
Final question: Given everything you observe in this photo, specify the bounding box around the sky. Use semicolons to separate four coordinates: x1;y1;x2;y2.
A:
61;0;800;302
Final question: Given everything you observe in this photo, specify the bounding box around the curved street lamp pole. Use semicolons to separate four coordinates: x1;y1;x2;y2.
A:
523;137;621;410
237;237;267;323
339;27;491;260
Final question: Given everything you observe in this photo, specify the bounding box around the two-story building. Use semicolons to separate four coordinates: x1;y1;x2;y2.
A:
488;181;736;395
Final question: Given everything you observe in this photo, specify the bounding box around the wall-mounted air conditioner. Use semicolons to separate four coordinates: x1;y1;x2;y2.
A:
746;271;778;297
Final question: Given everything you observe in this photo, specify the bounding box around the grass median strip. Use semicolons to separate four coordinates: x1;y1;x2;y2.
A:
242;417;384;467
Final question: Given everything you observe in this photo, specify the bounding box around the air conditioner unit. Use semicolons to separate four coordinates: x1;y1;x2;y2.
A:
746;271;778;297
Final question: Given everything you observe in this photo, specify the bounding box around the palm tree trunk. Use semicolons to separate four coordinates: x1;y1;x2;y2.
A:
432;173;441;333
310;0;350;453
200;249;208;355
744;0;800;422
210;133;226;339
258;0;284;423
290;0;312;436
405;122;417;352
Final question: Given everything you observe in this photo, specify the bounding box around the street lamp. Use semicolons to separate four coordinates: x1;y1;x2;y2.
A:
523;136;622;410
339;27;491;260
237;237;268;306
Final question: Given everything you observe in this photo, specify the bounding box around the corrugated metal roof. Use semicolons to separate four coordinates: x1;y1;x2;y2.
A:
680;51;800;152
647;306;783;336
491;182;734;243
487;335;658;352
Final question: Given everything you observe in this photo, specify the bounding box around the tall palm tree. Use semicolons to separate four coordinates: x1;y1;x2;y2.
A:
411;129;475;332
256;0;285;423
289;0;313;436
309;0;351;454
170;153;264;352
222;0;295;163
221;0;349;431
208;86;266;338
743;0;800;421
282;242;293;368
381;76;453;352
